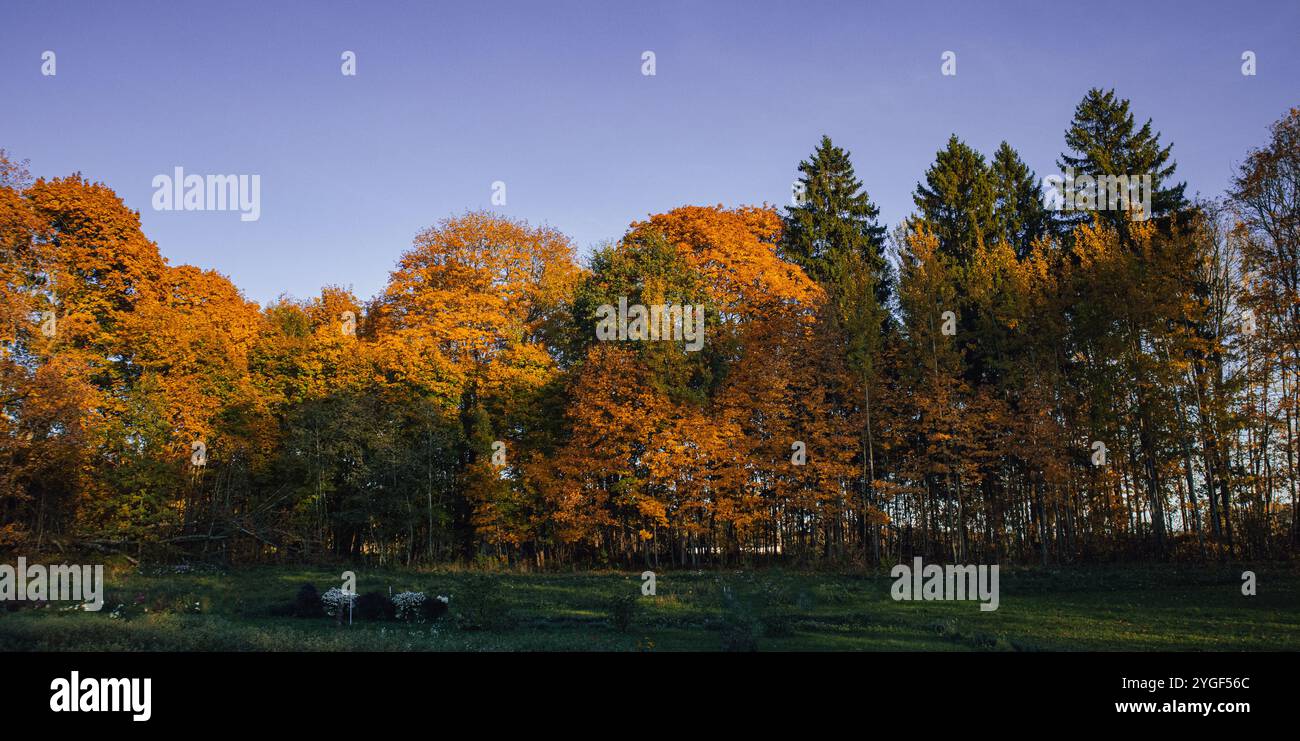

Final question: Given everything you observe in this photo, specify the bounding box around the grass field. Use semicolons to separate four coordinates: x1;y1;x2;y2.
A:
2;562;1297;651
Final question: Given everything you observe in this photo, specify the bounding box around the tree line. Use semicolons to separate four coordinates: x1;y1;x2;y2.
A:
2;89;1298;568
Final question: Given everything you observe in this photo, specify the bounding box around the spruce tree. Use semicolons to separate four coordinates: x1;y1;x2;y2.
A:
784;137;893;563
783;135;890;302
912;135;996;266
990;141;1052;258
1057;88;1188;234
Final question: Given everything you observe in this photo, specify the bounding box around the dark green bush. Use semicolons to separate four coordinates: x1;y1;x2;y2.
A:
421;595;449;621
291;583;323;618
355;591;395;621
455;575;514;630
607;594;638;633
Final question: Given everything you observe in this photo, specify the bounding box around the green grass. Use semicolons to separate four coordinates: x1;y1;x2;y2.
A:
1;562;1296;651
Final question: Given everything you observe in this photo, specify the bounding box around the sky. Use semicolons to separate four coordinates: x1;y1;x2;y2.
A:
2;0;1297;306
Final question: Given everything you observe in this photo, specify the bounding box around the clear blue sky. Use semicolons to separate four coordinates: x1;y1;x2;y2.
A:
2;0;1296;305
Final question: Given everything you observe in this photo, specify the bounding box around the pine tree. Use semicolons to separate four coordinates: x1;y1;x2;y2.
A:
783;137;895;562
912;135;996;266
1057;88;1188;234
990;141;1052;258
783;135;890;301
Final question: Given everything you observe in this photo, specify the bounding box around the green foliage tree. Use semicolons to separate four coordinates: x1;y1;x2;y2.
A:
1057;88;1188;235
783;135;890;301
990;141;1053;257
912;135;997;267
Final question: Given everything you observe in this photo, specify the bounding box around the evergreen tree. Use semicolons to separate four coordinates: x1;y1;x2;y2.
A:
1057;88;1188;234
783;135;890;302
912;135;996;266
990;141;1052;258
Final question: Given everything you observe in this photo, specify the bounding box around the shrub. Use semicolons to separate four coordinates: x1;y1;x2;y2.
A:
392;591;426;622
344;591;448;624
292;583;324;618
355;591;394;621
422;594;450;621
607;594;637;633
321;587;356;618
455;575;513;631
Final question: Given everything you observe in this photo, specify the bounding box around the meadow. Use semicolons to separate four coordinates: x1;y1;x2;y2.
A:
1;563;1296;652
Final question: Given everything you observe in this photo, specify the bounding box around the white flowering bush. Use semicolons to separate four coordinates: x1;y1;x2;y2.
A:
392;591;426;622
321;587;356;617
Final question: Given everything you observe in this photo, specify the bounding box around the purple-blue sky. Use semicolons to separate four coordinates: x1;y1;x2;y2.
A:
2;0;1297;305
